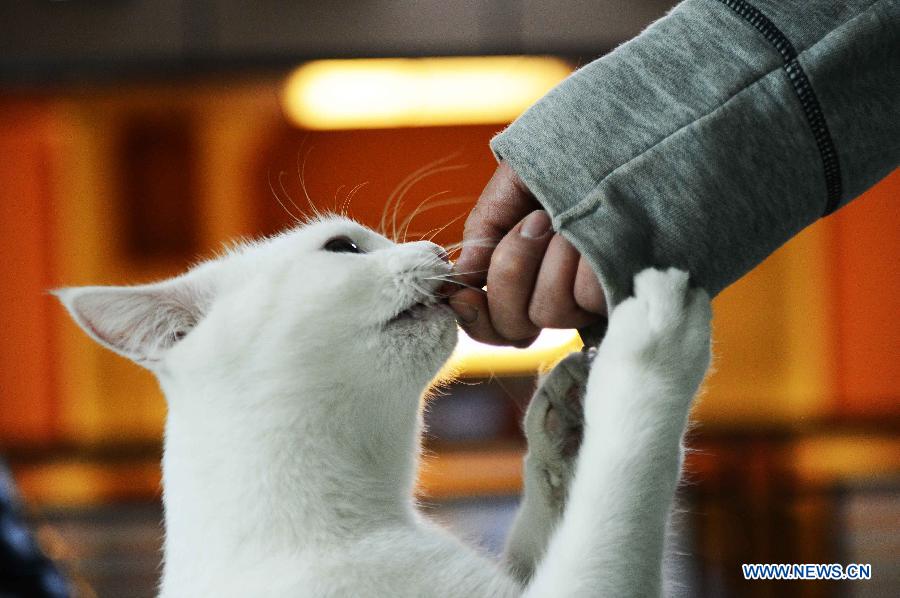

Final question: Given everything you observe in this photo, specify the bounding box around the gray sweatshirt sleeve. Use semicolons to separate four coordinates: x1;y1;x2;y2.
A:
491;0;899;309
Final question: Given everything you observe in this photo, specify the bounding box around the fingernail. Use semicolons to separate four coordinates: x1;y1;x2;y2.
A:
450;300;478;324
520;210;551;239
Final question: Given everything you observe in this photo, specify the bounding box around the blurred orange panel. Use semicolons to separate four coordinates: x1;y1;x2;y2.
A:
417;447;523;498
695;210;836;425
0;101;60;445
256;124;500;245
791;432;900;487
12;459;161;506
832;170;900;416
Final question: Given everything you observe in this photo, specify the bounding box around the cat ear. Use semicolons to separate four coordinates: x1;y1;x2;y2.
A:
53;276;210;366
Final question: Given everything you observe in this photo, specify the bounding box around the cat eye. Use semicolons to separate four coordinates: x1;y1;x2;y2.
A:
323;236;362;254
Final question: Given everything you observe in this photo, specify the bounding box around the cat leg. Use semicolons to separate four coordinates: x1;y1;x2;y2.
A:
503;351;590;583
524;268;712;598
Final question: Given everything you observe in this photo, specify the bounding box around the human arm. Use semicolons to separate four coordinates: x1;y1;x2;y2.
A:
452;0;899;344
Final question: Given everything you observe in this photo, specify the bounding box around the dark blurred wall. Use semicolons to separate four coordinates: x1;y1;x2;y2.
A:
0;0;676;83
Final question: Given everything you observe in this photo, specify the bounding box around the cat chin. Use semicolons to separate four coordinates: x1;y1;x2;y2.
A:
385;301;454;328
392;304;456;340
381;304;458;365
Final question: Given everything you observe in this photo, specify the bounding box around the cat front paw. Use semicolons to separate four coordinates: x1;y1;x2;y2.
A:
521;351;591;508
601;268;712;394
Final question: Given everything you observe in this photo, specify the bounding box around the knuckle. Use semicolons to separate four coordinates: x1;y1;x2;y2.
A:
489;247;531;278
574;284;604;314
460;321;499;345
574;267;605;314
492;309;538;341
530;291;590;329
529;297;564;329
462;205;486;237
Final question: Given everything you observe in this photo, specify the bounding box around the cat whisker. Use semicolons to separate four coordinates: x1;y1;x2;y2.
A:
399;190;451;243
332;184;346;214
399;196;471;242
422;211;467;244
411;259;449;274
381;159;451;238
408;281;443;305
444;269;488;278
439;238;499;255
424;277;487;294
381;154;464;241
296;147;323;220
279;170;311;223
420;270;488;288
390;165;465;241
340;181;368;217
267;169;305;224
448;269;487;276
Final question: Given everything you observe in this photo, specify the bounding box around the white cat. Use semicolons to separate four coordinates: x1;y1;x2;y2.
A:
55;215;711;597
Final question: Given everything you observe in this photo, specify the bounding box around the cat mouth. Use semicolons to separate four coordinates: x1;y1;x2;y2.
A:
387;298;448;325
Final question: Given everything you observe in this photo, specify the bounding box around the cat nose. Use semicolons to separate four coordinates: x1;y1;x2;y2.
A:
432;246;450;264
407;241;450;264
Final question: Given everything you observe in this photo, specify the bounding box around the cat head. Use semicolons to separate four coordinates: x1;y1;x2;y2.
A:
55;216;458;408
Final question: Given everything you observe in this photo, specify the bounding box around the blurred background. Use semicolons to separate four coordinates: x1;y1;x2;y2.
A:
0;1;897;597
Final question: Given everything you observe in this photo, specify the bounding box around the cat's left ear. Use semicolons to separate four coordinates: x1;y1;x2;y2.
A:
53;275;212;367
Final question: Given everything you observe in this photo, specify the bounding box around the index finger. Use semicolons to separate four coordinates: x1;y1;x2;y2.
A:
454;161;540;287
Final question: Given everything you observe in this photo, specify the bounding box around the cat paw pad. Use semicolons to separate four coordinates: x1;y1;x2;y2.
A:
522;351;591;506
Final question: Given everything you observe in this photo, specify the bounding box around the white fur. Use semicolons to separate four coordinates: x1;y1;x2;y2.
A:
56;216;711;597
517;268;711;597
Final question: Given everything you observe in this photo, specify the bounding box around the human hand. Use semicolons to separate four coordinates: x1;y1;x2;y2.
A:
449;161;607;347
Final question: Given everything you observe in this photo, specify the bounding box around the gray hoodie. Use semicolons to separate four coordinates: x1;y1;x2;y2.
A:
491;0;899;309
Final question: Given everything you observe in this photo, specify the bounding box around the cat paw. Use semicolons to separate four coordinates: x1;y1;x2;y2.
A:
601;267;712;392
521;351;591;508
